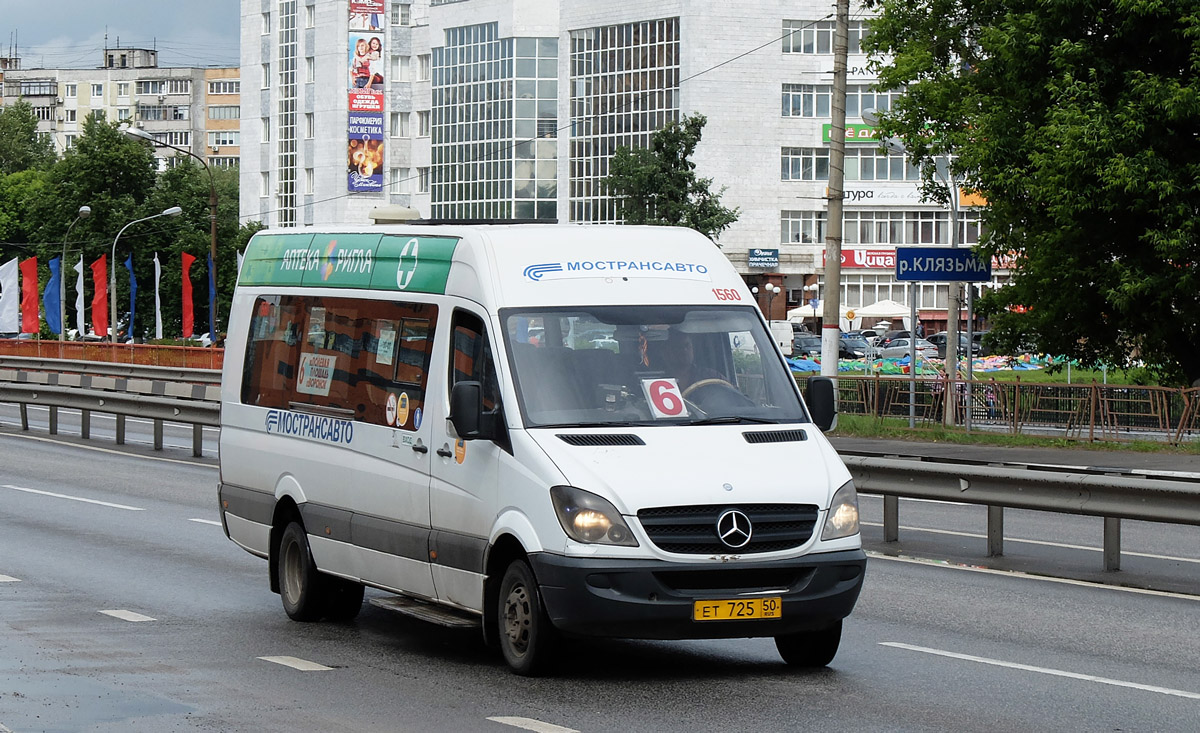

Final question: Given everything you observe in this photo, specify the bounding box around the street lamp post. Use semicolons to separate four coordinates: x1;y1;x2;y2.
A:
60;205;91;343
765;283;780;320
111;207;182;342
122;125;219;344
803;283;819;325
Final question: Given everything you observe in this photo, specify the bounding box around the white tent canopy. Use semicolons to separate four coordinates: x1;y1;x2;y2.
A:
851;299;910;318
788;299;913;331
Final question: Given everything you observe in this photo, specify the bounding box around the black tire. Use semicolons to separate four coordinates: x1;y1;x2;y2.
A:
775;620;843;668
324;577;365;622
277;522;326;622
497;559;556;676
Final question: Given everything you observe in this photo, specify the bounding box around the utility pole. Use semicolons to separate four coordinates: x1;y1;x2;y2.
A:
940;159;960;426
821;0;850;378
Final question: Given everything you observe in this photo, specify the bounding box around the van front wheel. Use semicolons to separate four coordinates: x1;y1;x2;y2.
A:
775;620;842;667
497;559;556;675
278;522;325;622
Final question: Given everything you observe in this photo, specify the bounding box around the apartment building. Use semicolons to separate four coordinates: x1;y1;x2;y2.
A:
0;47;238;172
243;1;998;324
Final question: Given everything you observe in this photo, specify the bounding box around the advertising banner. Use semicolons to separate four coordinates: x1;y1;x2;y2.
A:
349;0;385;31
347;4;385;193
349;32;384;91
348;111;385;192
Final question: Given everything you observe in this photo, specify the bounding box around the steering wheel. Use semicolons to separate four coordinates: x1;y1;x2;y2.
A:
682;378;755;410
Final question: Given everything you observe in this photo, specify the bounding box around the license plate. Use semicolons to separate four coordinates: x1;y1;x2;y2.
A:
693;597;782;621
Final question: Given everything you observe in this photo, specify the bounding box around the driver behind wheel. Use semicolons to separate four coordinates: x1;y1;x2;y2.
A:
653;329;723;391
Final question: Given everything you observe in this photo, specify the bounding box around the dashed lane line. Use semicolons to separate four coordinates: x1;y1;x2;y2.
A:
258;656;332;671
488;717;581;733
0;430;217;467
861;521;1200;565
0;575;19;583
99;609;157;622
881;642;1200;700
2;484;144;511
867;552;1200;601
188;518;223;526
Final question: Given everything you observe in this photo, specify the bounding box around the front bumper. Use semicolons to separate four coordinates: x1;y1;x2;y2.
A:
530;549;865;640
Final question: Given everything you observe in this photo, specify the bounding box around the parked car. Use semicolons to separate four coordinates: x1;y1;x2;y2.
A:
792;335;822;358
879;338;940;360
839;334;872;359
877;330;912;349
927;332;982;359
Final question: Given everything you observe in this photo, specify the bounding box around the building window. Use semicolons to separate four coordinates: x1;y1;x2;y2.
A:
418;167;430;193
262;63;271;88
262;12;271;33
135;80;166;95
306;57;315;83
209;156;240;168
65;109;77;122
64;134;76;149
171;106;190;121
19;81;56;96
781;147;831;181
208;130;240;146
417;110;430;136
261;172;270;197
262;117;271;142
844;148;920;181
392;2;411;25
781;84;830;117
118;82;130;96
208;105;241;120
168;79;191;95
32;106;53;121
782;20;869;54
389;112;404;137
153;131;191;147
65;84;77;98
418;54;431;81
397;56;410;81
91;84;104;98
117;108;131;121
846;85;905;119
208;79;241;95
780;211;828;244
305;168;314;194
305;5;315;27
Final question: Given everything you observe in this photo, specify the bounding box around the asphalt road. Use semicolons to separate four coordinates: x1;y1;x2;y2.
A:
1;423;1198;731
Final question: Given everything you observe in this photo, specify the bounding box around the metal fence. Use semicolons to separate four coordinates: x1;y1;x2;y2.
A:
836;374;1199;444
0;340;223;370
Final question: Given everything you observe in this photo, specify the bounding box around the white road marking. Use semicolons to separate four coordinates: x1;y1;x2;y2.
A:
881;642;1200;700
0;574;20;583
867;552;1200;601
99;609;156;622
487;717;581;733
1;721;13;732
188;518;223;526
258;656;332;671
0;430;217;467
861;521;1200;565
9;405;219;432
861;495;969;507
2;484;144;511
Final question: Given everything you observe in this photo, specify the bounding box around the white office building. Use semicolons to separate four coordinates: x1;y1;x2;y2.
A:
242;0;998;329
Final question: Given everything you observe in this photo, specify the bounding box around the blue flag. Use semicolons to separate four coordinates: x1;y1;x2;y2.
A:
125;254;137;341
41;257;62;335
207;251;216;341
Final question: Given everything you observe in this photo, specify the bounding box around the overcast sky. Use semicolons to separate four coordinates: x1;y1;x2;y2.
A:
3;0;240;69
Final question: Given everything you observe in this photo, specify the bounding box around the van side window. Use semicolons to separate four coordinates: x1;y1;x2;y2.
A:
450;310;500;411
242;295;437;429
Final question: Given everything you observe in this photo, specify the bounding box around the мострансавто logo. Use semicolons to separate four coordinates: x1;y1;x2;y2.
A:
266;409;354;444
523;260;710;282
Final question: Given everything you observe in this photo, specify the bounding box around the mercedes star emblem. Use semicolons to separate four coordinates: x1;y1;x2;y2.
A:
716;509;752;549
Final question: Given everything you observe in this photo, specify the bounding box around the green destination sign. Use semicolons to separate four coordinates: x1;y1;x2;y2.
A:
822;123;879;143
239;232;459;294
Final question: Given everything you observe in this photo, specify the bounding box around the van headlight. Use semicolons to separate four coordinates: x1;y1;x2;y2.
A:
550;486;639;547
821;481;860;540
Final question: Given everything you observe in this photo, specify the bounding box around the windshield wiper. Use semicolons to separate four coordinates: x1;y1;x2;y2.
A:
683;416;777;426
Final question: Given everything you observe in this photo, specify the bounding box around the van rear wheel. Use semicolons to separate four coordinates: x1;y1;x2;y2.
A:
775;620;842;667
497;559;556;676
278;522;325;622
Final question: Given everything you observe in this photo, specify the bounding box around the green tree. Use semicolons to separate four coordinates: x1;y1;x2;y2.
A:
604;113;740;242
864;1;1200;385
0;101;55;176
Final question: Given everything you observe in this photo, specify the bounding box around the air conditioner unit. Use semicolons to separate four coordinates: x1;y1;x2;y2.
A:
158;94;165;101
211;146;220;154
55;97;63;104
55;115;63;122
135;121;145;128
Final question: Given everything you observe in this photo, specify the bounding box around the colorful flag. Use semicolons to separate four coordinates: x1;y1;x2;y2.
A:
91;255;108;339
41;257;62;335
73;257;85;336
125;254;138;341
182;252;196;338
20;257;38;333
0;258;18;333
153;253;163;340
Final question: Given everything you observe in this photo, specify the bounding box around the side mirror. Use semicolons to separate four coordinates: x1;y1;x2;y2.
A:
450;381;496;441
805;376;837;432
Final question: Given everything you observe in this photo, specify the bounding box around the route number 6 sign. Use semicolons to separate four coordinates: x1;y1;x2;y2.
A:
642;378;687;419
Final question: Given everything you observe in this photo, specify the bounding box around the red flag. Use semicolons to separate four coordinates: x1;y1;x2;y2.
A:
19;257;38;333
91;255;108;338
182;252;196;338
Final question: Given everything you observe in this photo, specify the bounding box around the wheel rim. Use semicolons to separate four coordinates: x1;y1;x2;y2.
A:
282;538;303;606
502;582;533;656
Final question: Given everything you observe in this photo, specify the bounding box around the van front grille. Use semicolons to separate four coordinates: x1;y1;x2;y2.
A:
637;503;819;554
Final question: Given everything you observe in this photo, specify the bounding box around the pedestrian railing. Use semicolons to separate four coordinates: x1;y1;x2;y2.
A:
0;339;223;369
835;374;1196;444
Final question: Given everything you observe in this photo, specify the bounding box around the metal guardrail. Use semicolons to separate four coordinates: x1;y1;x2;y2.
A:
0;356;219;457
843;453;1200;572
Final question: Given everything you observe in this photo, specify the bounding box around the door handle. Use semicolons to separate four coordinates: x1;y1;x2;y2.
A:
436;445;454;458
411;443;429;454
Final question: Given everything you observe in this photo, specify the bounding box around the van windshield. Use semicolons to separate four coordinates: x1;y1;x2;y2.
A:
500;305;808;428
